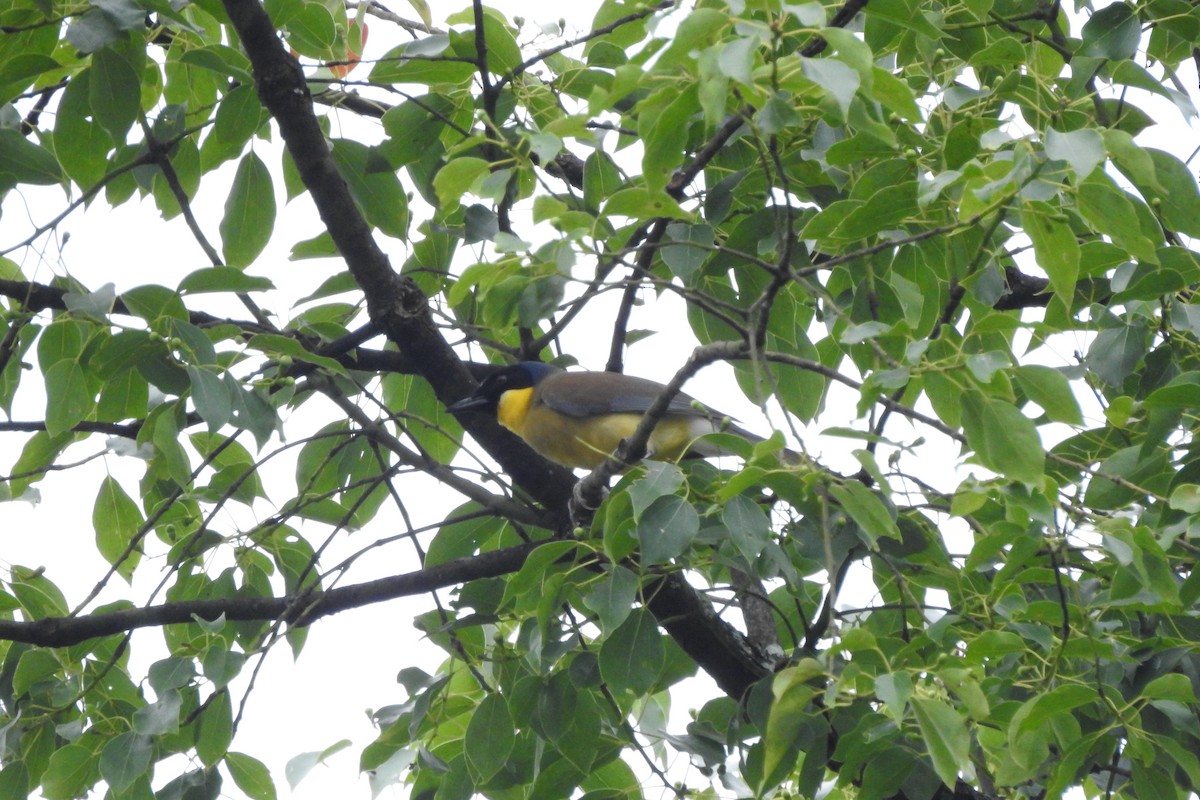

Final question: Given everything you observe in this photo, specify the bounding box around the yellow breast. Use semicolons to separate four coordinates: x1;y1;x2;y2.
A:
497;387;700;469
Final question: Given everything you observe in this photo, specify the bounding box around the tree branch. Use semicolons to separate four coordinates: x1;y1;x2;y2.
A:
224;0;580;513
0;277;272;334
0;541;544;648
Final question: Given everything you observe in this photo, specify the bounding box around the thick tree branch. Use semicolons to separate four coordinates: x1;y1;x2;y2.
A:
0;541;544;648
0;277;272;334
223;0;579;513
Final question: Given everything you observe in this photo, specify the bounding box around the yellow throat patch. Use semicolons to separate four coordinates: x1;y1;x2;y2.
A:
496;386;535;436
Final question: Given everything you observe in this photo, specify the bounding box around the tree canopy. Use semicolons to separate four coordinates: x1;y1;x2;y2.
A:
2;0;1200;798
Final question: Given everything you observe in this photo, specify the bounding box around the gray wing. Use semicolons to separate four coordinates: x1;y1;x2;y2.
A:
539;371;799;461
536;371;713;418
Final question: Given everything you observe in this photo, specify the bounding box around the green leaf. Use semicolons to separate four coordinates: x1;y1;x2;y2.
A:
662;222;714;283
0;129;64;186
869;67;921;120
722;494;772;564
1103;128;1158;188
37;320;87;370
1079;3;1141;60
187;366;232;433
246;334;348;376
99;732;152;794
463;693;515;783
1022;200;1079;306
432;157;490;212
52;70;111;188
40;744;94;800
960;392;1044;483
598;608;665;696
0;54;60;100
580;565;638;635
202;647;246;689
912;696;973;788
6;431;72;500
178;45;254;84
1008;685;1098;759
10;564;70;618
803;57;860;118
1142;673;1197;703
0;763;28;799
381;372;462;463
583;151;623;211
1141;149;1200;238
449;12;520;72
283;1;336;57
13;648;59;696
717;36;756;86
64;284;117;320
93;476;144;581
1085;447;1150;509
44;359;94;437
758;92;804;134
88;47;141;142
965;630;1027;660
290;232;339;261
369;43;476;85
1045;127;1104;180
1132;762;1179;800
635;495;699;565
1013;365;1083;424
829;480;901;546
196;690;234;766
210;82;264;155
528;132;562;164
226;752;277;800
331;139;409;239
156;769;222;800
603;187;690;220
1086;324;1149;386
531;672;578;745
134;688;182;735
803;198;864;242
876;672;914;721
1115;247;1200;301
761;661;822;793
626;461;685;518
122;284;189;327
379;93;455;168
1168;483;1200;513
836;182;918;240
425;503;507;566
1109;61;1195;117
404;0;432;26
179;267;275;295
1076;172;1159;263
500;541;580;609
284;740;351;789
149;657;197;693
220;152;276;268
463;204;498;243
206;84;263;167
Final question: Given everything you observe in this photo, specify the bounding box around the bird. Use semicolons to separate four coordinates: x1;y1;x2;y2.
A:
448;361;798;470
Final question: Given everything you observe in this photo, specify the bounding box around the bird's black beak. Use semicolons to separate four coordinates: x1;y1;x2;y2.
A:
447;393;490;413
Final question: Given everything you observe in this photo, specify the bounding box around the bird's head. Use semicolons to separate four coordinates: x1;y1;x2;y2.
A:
448;361;560;414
